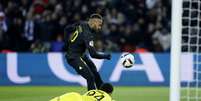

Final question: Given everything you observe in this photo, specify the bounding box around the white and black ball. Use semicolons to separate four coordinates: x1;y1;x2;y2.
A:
120;53;135;68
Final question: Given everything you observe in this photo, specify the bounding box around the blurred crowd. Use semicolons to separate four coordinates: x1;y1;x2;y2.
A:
0;0;171;53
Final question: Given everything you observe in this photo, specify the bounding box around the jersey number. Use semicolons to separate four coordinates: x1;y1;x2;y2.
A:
70;30;79;42
87;91;104;101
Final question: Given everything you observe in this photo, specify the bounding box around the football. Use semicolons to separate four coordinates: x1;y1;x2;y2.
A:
120;53;135;68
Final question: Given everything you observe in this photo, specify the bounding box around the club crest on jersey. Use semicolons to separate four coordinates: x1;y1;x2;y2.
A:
89;41;94;47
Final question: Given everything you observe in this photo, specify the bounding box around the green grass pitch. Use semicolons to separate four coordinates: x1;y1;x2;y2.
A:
0;86;169;101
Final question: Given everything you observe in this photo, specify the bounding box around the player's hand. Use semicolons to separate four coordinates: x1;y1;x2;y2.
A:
106;54;111;60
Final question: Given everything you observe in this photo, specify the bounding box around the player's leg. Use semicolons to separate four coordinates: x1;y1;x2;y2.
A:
81;55;103;89
67;58;96;90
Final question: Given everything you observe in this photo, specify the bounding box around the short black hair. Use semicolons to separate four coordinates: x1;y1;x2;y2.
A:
99;83;114;94
90;13;103;20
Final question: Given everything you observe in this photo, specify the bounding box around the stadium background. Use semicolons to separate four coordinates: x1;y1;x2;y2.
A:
0;0;173;101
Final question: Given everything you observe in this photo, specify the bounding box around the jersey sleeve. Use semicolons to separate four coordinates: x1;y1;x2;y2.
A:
83;33;111;59
63;24;77;51
64;23;78;34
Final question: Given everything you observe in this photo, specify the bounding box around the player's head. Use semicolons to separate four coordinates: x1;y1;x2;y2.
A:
88;13;103;31
99;83;114;95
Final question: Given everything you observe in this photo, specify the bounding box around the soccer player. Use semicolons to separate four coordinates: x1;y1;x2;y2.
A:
49;83;114;101
63;14;111;90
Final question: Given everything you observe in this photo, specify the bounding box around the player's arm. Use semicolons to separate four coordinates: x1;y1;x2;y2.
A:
87;40;111;59
84;35;111;59
63;24;77;51
64;23;80;41
64;23;78;34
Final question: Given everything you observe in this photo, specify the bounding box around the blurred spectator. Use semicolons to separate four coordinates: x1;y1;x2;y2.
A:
105;40;120;52
106;8;125;24
7;17;24;51
0;11;7;33
24;12;34;41
50;34;64;52
30;40;50;53
0;11;7;49
152;28;171;52
33;0;45;14
19;0;31;17
0;0;171;52
146;0;157;9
